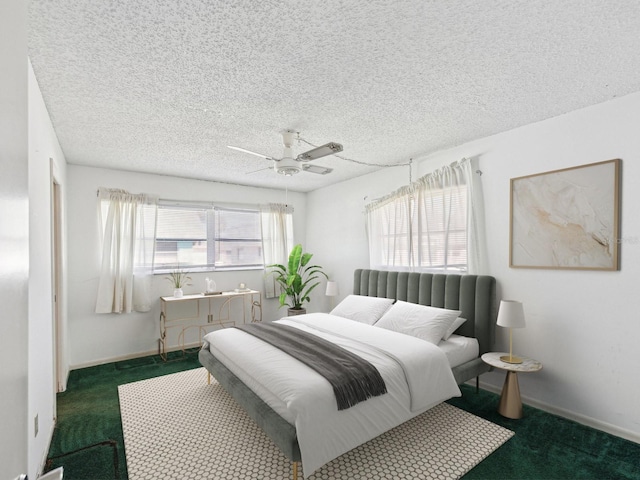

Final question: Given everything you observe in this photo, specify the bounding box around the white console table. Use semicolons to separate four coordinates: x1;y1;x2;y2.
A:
159;290;262;360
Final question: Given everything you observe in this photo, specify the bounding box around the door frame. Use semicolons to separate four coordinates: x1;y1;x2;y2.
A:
51;161;65;394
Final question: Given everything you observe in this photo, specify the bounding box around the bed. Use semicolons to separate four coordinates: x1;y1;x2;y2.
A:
198;269;496;478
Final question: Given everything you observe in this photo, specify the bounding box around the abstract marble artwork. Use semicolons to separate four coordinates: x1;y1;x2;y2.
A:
510;159;620;270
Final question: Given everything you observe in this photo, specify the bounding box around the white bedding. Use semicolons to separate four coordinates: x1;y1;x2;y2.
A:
439;334;479;368
203;313;461;477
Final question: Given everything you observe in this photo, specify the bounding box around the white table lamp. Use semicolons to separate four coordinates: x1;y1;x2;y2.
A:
325;281;338;310
325;281;338;297
496;300;526;364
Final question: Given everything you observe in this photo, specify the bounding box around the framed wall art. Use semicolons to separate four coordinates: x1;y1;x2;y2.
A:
510;159;620;270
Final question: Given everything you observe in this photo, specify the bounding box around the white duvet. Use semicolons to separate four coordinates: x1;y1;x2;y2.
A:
203;313;461;477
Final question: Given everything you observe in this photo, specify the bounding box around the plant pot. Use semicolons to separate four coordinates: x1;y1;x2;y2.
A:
173;288;183;298
288;307;306;316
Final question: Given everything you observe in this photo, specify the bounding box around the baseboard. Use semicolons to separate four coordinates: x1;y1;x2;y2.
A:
70;342;201;370
477;379;640;445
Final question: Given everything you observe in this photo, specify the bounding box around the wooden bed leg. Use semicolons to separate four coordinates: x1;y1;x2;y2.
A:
292;461;299;480
476;376;480;393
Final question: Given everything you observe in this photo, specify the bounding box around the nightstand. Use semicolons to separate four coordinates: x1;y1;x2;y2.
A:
481;352;542;419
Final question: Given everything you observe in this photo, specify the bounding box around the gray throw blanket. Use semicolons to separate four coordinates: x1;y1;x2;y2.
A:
235;322;387;410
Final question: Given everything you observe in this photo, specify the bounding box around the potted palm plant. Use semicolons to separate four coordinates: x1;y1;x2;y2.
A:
268;244;328;315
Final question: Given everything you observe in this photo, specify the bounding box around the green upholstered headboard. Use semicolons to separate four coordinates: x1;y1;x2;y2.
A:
353;269;497;355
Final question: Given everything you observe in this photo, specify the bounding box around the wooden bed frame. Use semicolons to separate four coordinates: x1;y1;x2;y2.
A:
198;269;497;478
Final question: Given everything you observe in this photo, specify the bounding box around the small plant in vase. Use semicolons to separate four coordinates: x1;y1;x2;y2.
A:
166;268;192;298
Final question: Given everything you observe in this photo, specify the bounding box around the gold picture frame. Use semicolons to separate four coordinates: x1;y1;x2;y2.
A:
510;159;620;270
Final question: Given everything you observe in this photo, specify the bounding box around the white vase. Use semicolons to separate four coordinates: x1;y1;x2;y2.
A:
173;288;183;298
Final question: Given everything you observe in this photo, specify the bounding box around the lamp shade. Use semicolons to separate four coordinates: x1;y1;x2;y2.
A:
496;300;525;328
325;281;339;297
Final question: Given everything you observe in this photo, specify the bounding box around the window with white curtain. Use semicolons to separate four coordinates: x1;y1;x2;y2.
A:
366;158;487;274
153;202;263;272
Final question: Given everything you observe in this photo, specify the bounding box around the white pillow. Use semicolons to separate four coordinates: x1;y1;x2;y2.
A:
330;295;395;325
442;317;467;341
375;301;461;345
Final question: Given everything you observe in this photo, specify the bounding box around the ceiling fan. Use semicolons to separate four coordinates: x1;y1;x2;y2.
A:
228;131;343;176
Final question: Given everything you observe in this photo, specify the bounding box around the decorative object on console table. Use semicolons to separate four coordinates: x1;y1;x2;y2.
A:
204;277;221;295
481;352;542;419
496;300;526;364
510;159;620;270
166;267;192;298
267;243;328;316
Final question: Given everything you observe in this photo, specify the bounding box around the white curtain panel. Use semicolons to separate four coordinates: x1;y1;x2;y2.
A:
95;188;158;313
365;187;413;271
462;157;488;274
260;203;294;298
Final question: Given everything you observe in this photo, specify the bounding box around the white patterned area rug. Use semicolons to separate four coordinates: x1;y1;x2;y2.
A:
118;368;513;480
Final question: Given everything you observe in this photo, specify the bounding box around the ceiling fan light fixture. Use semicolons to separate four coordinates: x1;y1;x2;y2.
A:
297;142;343;161
274;157;301;176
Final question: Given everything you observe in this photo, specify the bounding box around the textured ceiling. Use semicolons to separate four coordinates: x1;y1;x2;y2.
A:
28;0;640;192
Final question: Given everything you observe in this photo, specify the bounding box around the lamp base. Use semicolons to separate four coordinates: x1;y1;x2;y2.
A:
500;355;523;364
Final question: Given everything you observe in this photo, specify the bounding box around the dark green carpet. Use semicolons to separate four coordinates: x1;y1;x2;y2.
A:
447;388;639;479
45;352;640;479
46;441;120;480
44;351;201;479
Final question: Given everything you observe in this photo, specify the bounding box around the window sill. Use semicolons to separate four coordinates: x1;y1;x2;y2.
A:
153;265;264;275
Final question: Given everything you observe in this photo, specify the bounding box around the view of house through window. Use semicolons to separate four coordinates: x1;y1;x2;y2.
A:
213;207;263;268
153;202;262;272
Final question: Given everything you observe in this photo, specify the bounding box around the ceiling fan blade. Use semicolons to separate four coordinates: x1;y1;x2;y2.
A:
246;166;272;175
302;164;333;175
296;142;343;162
228;145;275;161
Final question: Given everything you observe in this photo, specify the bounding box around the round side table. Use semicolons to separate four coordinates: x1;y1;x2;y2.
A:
481;352;542;419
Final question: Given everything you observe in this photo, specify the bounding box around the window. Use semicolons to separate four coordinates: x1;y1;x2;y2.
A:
414;186;468;271
153;202;263;272
213;207;263;268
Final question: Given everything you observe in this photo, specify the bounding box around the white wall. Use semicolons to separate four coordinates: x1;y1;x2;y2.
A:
0;1;29;478
306;166;411;312
66;166;307;367
307;91;640;443
28;61;69;477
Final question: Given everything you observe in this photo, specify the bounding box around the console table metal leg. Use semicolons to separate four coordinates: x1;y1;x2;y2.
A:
159;311;167;361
